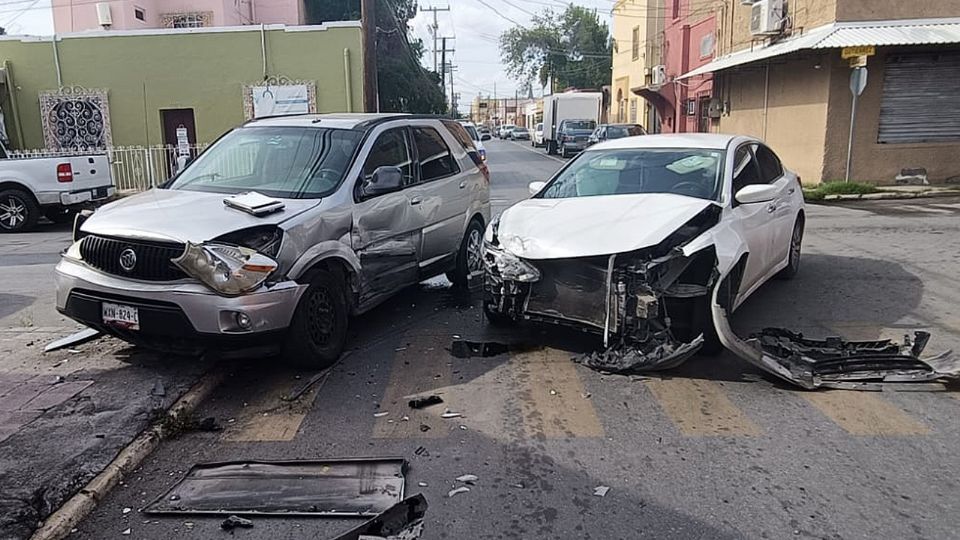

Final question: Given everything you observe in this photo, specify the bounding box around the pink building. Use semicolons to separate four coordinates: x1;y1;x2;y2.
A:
641;0;716;133
52;0;303;33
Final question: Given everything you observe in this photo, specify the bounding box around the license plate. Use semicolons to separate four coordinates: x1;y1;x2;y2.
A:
102;302;140;330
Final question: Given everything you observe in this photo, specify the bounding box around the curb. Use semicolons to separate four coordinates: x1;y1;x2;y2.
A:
30;369;225;540
814;190;960;202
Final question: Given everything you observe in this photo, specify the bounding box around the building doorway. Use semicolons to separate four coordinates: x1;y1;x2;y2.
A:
160;108;197;176
698;96;711;133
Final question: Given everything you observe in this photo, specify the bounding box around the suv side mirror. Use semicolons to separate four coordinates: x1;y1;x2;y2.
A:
528;181;546;196
362;166;404;197
734;184;778;204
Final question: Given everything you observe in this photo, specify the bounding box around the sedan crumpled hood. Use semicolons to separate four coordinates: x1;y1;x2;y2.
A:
497;193;717;260
81;188;320;243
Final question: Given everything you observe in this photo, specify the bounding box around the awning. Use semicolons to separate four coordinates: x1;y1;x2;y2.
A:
679;17;960;79
630;85;672;116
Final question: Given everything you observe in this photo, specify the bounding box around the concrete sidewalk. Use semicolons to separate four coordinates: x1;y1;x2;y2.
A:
820;184;960;201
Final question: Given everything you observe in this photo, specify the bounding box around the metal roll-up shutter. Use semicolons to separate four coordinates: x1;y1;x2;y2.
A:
878;51;960;144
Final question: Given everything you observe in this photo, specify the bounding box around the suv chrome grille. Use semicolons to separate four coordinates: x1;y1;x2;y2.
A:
80;235;187;281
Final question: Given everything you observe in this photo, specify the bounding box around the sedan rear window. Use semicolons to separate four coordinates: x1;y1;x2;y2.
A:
539;148;724;201
562;120;596;131
607;125;646;138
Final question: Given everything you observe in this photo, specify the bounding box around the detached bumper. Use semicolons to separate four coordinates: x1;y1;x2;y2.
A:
55;258;306;352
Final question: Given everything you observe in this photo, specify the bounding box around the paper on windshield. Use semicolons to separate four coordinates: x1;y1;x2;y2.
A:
223;191;285;216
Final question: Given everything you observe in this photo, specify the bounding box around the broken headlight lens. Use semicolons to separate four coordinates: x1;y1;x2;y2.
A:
483;244;541;282
484;214;501;245
214;226;283;258
173;242;278;296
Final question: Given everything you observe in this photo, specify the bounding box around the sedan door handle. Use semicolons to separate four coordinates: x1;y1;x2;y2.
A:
410;196;422;205
766;203;777;213
459;181;467;189
787;187;796;194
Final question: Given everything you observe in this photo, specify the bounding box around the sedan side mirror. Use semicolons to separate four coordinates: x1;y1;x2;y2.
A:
362;166;404;197
528;181;546;196
481;134;491;141
735;184;779;204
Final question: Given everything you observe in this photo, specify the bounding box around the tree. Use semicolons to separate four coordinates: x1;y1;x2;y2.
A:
500;4;611;91
305;0;447;114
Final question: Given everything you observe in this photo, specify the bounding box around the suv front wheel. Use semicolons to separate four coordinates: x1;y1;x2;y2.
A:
284;269;349;369
447;219;484;288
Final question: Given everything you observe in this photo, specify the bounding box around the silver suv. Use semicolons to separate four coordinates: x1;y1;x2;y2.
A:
55;114;491;367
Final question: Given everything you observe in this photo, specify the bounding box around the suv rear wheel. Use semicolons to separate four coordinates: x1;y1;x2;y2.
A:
0;189;39;233
283;269;349;369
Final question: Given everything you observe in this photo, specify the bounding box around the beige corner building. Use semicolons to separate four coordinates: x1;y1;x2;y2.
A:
610;0;664;131
681;0;960;184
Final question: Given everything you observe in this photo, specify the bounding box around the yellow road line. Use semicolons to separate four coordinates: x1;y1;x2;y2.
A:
801;391;929;436
373;334;450;439
514;348;603;439
645;378;761;437
223;371;319;442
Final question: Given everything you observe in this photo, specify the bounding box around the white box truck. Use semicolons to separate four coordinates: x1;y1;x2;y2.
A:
541;92;603;155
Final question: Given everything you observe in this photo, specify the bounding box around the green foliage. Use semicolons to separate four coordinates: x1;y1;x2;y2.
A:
500;4;612;91
803;181;878;201
304;0;446;114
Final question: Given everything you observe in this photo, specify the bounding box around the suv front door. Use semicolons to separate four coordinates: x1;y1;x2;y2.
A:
352;127;424;305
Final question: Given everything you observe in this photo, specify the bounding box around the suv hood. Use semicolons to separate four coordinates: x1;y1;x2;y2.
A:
80;188;320;243
497;193;716;260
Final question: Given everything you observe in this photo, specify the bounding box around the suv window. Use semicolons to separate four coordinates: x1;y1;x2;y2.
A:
443;121;476;151
753;144;783;183
413;127;458;182
732;145;762;195
363;128;414;186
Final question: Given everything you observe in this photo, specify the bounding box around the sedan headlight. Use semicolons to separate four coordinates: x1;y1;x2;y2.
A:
483;243;540;283
173;242;277;296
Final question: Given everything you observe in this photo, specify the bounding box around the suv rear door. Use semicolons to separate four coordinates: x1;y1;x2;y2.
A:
407;122;473;271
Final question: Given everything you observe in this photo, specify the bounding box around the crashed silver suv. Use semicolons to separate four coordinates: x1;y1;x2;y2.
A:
56;114;490;367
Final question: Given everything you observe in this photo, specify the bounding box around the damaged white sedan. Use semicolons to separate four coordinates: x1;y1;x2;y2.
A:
483;134;958;389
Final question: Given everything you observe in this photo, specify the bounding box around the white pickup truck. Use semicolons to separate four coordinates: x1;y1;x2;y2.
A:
0;142;114;233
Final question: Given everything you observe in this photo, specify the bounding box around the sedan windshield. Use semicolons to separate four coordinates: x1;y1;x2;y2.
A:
539;148;724;201
169;126;362;199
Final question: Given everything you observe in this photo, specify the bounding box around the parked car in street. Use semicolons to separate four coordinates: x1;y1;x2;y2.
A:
541;92;602;155
56;114;491;368
510;127;531;141
588;124;646;146
556;119;597;158
533;123;544;147
478;126;492;140
0;142;115;233
498;125;516;139
483;133;804;371
459;121;487;161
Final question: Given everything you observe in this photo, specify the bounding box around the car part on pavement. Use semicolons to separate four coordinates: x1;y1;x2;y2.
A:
43;327;103;353
407;395;444;409
329;494;427;540
144;458;407;516
220;515;254;530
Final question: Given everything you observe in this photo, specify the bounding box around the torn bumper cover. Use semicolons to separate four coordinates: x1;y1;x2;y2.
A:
745;328;959;390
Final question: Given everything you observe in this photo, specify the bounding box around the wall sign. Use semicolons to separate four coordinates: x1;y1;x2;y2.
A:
242;76;317;120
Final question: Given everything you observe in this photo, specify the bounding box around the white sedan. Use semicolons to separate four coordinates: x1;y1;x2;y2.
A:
483;134;808;378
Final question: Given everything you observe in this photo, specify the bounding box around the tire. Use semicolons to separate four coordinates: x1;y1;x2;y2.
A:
547;141;557;155
283;269;349;369
447;219;484;288
44;207;77;224
560;146;568;159
483;301;516;327
776;216;804;280
0;188;40;233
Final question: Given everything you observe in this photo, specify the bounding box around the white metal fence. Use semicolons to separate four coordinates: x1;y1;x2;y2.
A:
10;144;208;192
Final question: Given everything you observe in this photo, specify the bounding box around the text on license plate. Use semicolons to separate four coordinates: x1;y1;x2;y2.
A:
102;302;140;330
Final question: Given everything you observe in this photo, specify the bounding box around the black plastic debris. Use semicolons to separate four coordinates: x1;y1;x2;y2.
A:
576;336;703;373
144;458;407;517
220;515;253;531
408;395;443;409
330;494;427;540
449;341;510;358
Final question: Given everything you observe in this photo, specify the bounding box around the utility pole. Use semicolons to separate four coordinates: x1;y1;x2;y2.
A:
421;5;450;73
439;36;455;116
361;0;378;112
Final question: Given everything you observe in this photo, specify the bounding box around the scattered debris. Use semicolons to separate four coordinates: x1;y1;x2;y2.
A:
455;474;478;485
414;446;430;457
121;528;131;535
401;415;410;421
150;380;166;397
458;425;467;430
510;482;524;489
43;327;102;353
576;336;704;374
440;410;462;419
145;458;407;516
122;507;132;515
447;487;470;498
408;395;444;409
281;368;333;402
184;521;195;530
419;423;431;433
549;389;557;395
220;515;254;531
329;494;427;540
581;392;591;399
450;340;509;358
374;412;390;418
417;481;428;487
196;417;224;432
593;486;610;497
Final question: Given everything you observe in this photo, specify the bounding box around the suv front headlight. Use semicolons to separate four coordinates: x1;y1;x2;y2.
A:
173;242;277;296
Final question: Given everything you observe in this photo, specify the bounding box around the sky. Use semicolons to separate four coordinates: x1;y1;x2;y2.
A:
0;0;615;114
410;0;615;114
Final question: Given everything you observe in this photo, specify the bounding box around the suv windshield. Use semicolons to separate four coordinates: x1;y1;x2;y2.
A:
169;126;362;199
539;148;724;201
562;120;596;132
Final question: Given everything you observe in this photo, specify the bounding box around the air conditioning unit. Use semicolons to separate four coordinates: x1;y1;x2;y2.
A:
707;98;724;118
95;3;113;27
750;0;784;36
651;65;667;86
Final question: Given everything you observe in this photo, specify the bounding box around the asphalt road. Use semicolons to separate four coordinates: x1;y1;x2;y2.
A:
4;139;960;539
